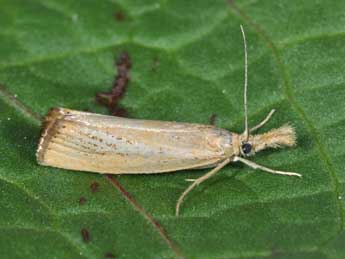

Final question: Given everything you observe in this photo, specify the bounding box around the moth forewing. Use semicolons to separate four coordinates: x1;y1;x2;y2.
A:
37;108;235;174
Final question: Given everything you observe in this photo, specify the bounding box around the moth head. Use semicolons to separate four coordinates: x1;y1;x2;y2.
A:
238;124;296;157
233;25;296;158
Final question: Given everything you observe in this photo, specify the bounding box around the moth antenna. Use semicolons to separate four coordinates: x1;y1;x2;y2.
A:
240;25;249;141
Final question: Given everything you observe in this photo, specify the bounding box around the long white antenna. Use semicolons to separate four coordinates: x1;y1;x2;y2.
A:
240;25;249;141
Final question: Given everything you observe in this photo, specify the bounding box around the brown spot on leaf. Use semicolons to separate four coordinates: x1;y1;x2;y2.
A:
112;107;128;117
114;11;125;22
90;182;100;193
81;228;90;242
104;252;115;258
209;114;217;125
96;52;131;117
79;197;87;205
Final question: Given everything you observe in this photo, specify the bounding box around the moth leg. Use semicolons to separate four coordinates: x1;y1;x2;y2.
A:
176;158;231;216
234;156;302;177
250;109;275;132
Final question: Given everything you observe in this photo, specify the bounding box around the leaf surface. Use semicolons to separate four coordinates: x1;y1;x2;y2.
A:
0;0;344;258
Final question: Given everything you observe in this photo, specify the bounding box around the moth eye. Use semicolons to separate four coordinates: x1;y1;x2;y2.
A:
241;143;252;155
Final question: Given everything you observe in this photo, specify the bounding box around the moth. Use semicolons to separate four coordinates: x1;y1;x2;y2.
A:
36;26;301;216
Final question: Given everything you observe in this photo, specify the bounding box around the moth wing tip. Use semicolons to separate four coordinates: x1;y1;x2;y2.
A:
36;107;68;164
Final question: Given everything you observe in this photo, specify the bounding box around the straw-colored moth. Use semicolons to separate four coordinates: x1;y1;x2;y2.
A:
36;26;301;216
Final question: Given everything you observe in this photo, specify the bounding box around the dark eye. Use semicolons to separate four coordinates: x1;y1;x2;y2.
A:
241;143;252;155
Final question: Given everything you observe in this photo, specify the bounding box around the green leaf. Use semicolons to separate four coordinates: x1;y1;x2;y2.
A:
0;0;344;258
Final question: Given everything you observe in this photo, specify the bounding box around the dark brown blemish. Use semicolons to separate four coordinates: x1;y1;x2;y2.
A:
114;10;125;22
209;114;217;125
112;107;128;117
90;182;100;193
96;52;131;117
81;228;90;242
79;197;87;205
104;252;115;258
